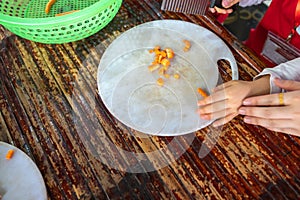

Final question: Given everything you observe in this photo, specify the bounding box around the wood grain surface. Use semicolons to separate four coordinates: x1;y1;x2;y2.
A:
0;0;299;199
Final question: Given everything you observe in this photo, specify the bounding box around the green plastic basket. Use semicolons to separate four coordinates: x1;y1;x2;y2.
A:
0;0;122;44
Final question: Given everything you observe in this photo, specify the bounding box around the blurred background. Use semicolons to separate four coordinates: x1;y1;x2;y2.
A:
223;1;271;41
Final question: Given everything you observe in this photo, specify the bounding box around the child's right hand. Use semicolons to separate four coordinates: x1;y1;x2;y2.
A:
197;80;254;126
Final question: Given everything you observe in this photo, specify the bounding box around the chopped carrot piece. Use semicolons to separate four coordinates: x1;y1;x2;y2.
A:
161;65;169;71
154;45;160;50
183;39;191;52
164;73;170;78
158;68;166;76
159;50;167;58
165;48;174;59
55;10;79;17
197;88;208;98
148;64;160;72
173;73;180;79
160;58;170;67
148;46;178;86
6;149;14;160
157;54;164;63
45;0;56;14
157;78;164;86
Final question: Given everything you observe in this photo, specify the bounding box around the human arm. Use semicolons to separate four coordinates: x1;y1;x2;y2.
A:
198;58;300;127
238;58;300;136
254;57;300;93
239;79;300;136
197;75;270;126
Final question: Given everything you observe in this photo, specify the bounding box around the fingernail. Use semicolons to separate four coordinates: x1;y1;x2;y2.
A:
239;108;246;115
244;117;251;123
243;99;251;105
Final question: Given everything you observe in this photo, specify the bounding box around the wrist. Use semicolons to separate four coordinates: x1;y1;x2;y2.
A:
248;75;270;96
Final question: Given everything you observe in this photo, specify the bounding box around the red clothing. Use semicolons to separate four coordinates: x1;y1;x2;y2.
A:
244;0;300;67
214;13;229;24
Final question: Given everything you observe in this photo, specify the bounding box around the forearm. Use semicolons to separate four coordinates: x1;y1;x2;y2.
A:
254;58;300;93
249;75;270;96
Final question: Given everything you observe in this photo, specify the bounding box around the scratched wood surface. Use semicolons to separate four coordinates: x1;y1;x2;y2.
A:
1;0;300;199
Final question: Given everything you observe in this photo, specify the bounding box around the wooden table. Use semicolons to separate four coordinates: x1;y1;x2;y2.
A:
1;0;299;199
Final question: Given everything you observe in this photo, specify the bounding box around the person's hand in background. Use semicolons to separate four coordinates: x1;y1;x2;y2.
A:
209;0;240;14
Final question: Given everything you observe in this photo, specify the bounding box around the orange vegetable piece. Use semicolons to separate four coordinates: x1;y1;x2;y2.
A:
148;64;160;72
6;149;14;160
159;50;167;58
148;46;178;87
161;65;169;71
165;48;174;59
157;54;164;63
197;88;208;98
158;68;166;76
156;78;164;86
45;0;56;14
160;58;170;67
173;73;180;79
183;39;191;52
154;45;160;50
164;73;170;78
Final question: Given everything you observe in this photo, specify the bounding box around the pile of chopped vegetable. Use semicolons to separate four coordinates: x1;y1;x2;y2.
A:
147;40;208;98
148;40;192;87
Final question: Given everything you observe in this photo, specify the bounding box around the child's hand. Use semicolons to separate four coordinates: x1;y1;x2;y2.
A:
197;80;254;126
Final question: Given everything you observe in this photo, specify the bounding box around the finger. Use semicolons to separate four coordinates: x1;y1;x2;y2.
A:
214;6;231;14
198;89;228;106
212;112;237;127
265;127;299;136
199;107;233;120
243;93;290;106
212;81;233;92
274;78;300;91
198;94;224;106
198;99;229;114
243;116;294;128
208;8;216;13
238;106;291;119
